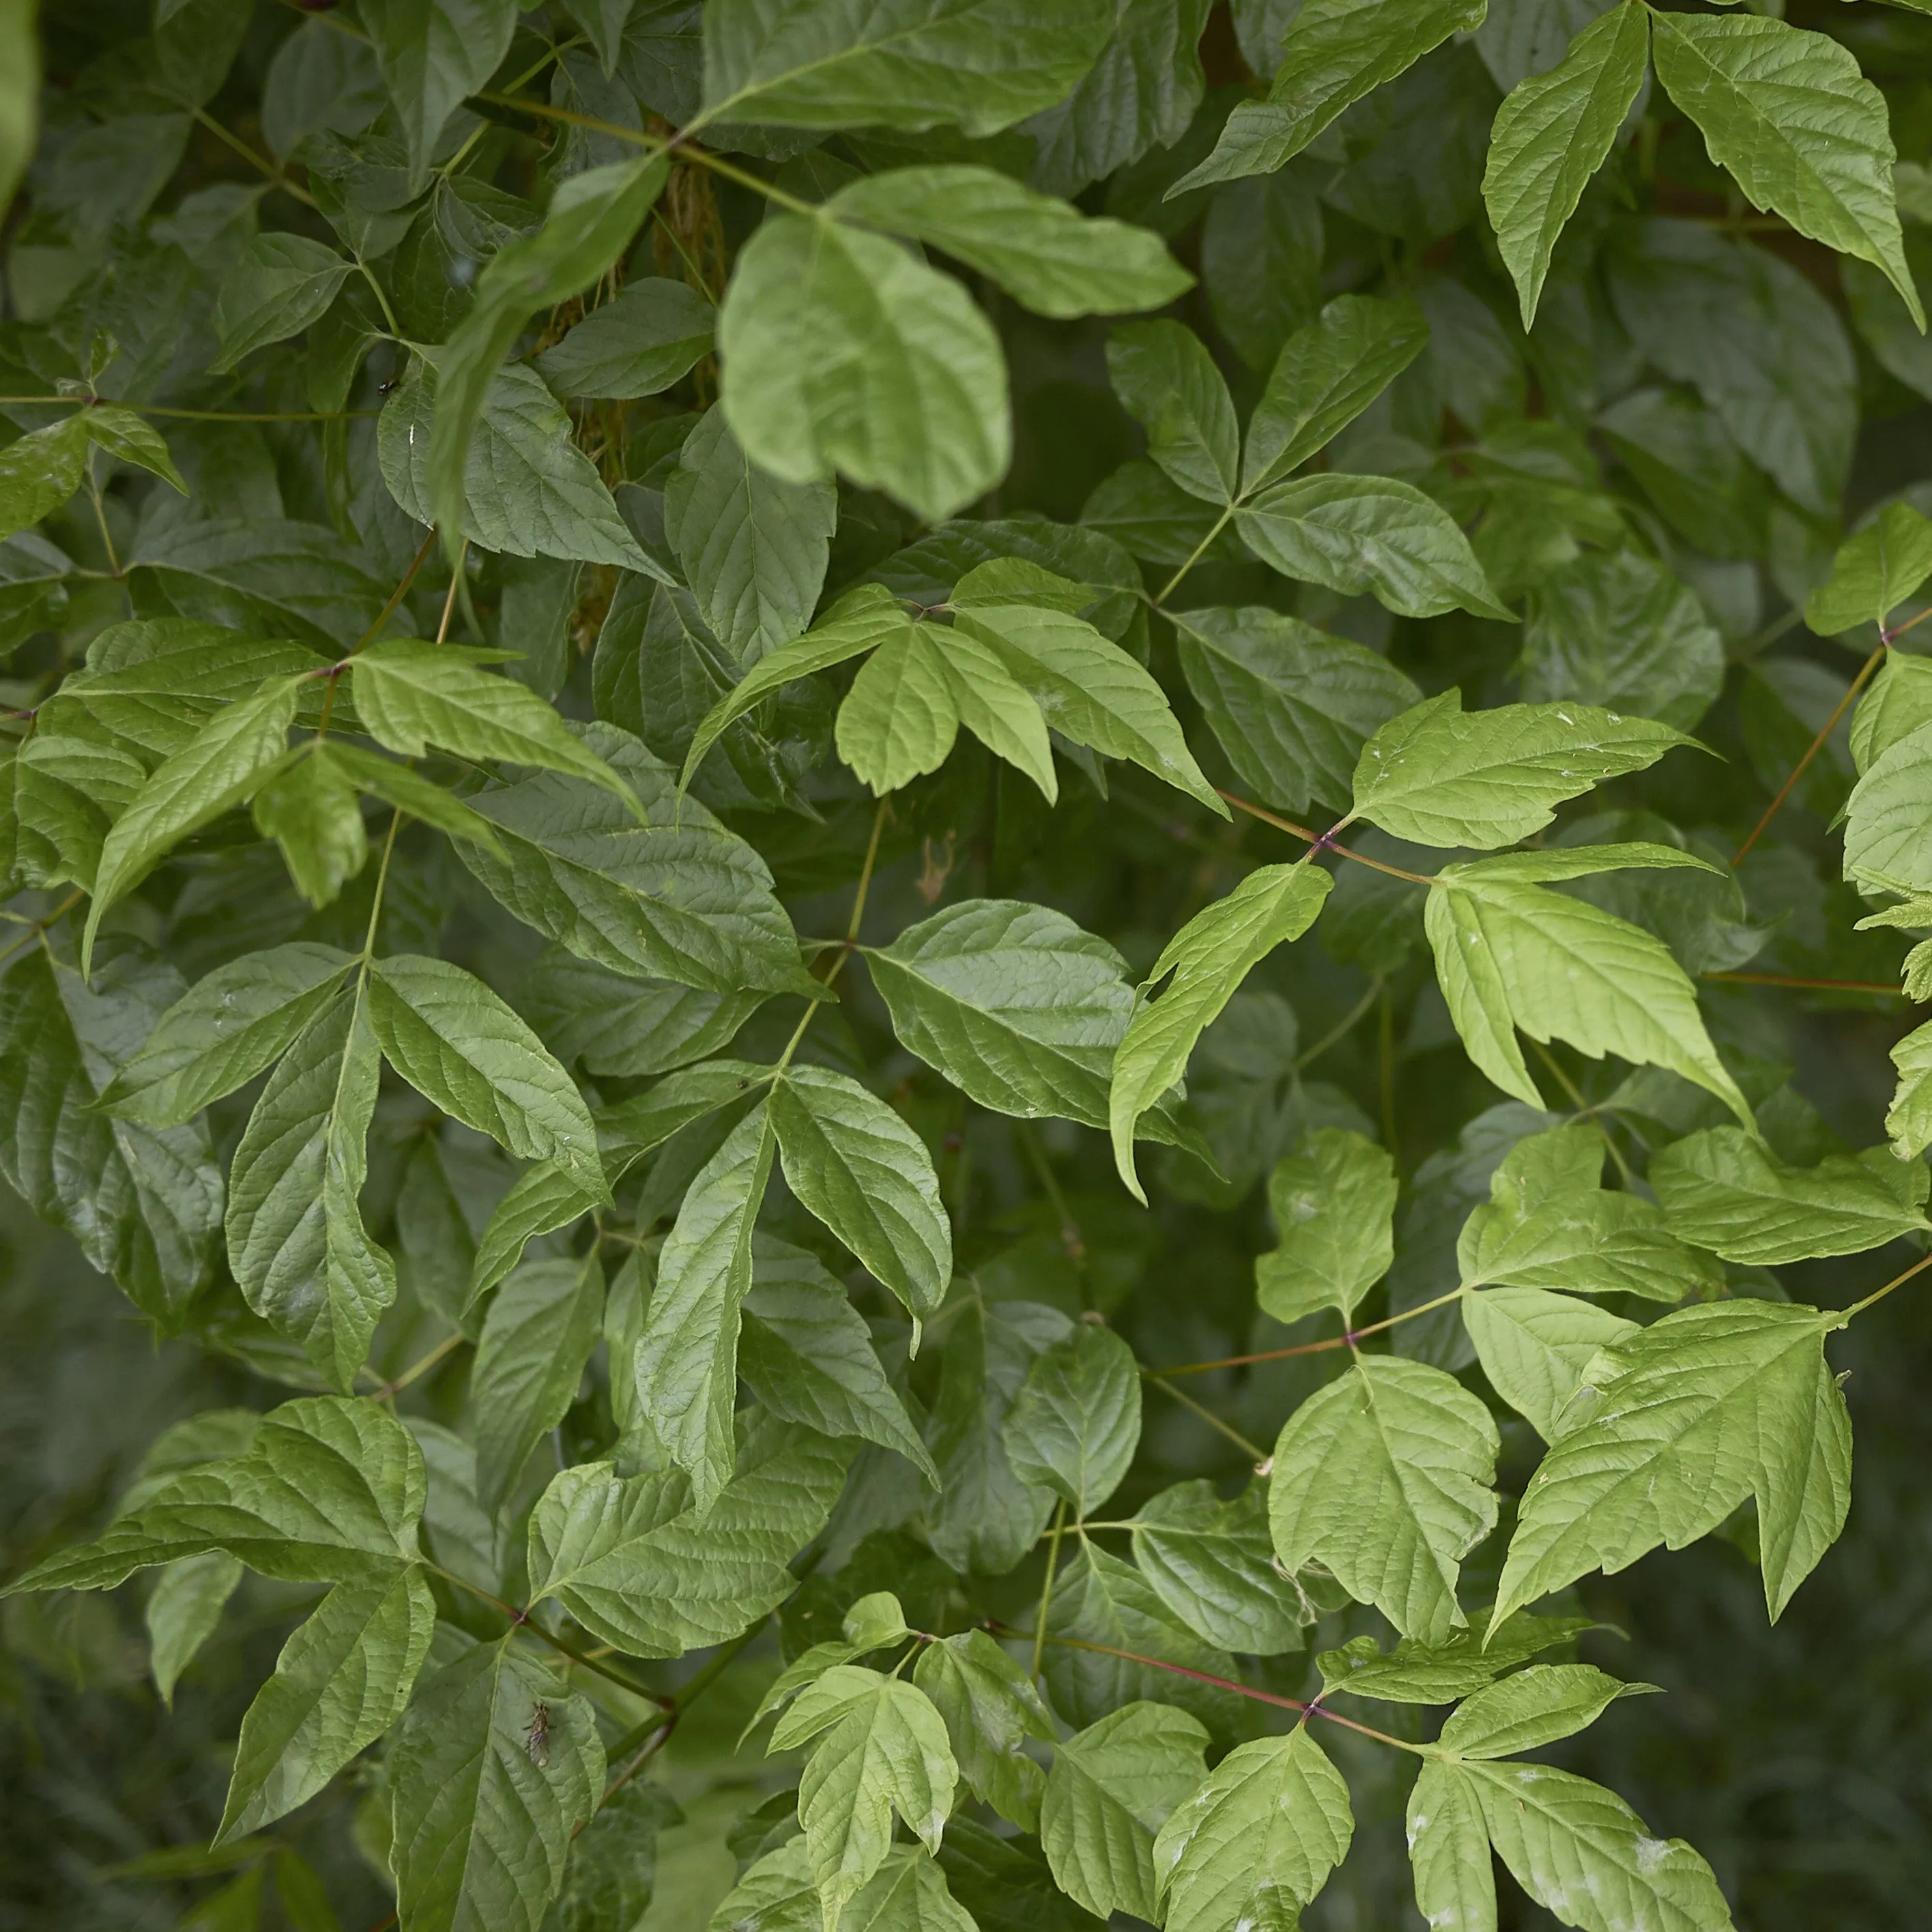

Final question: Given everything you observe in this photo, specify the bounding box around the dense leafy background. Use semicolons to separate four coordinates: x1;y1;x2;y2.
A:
6;3;1932;1931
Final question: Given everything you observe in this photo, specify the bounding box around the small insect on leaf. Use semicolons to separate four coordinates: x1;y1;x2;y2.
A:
526;1699;551;1768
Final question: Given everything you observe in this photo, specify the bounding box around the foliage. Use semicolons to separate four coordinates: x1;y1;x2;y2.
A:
7;4;1932;1932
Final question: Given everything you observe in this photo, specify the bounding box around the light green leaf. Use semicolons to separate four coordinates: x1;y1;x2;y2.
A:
1886;1018;1932;1160
1270;1356;1501;1643
359;0;518;188
218;1566;435;1842
251;744;369;910
536;278;716;400
1002;1322;1140;1516
526;1419;851;1656
1105;320;1239;505
1484;5;1649;329
1318;1611;1599;1705
83;673;306;971
663;406;837;666
81;407;188;494
0;0;37;220
717;211;1008;525
1460;1760;1736;1932
912;1630;1054;1831
698;0;1114;136
214;234;353;372
226;983;395;1394
1495;1299;1851;1626
1153;1728;1353;1932
1652;10;1923;331
1648;1125;1930;1264
368;955;603;1198
1241;294;1431;494
634;1104;777;1509
352;640;636;809
1171;605;1421;819
1169;0;1486;194
460;722;816;998
1407;1759;1497;1932
1844;718;1932;893
683;585;914;790
1237;475;1514;622
1463;1287;1639;1445
951;566;1221;811
1425;857;1754;1128
1849;648;1932;775
389;1636;605;1932
467;1163;601;1312
472;1253;605;1516
740;1237;938;1481
1256;1127;1398;1324
708;1838;820;1932
1110;863;1333;1201
835;628;962;795
1131;1479;1309;1656
768;1665;957;1921
6;1396;424;1593
1039;1701;1209;1923
827;166;1191;319
1806;500;1932;637
1434;1663;1653;1761
323;740;508;852
0;415;89;543
146;1553;244;1709
1351;691;1695;849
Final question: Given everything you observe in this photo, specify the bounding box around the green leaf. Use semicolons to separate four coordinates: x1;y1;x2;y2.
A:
912;1630;1055;1831
1886;1018;1932;1160
827;167;1190;319
251;745;369;910
1483;5;1649;330
1109;863;1333;1201
0;0;36;218
1806;501;1932;637
226;983;396;1394
1256;1127;1398;1324
1648;1126;1930;1265
7;1396;424;1593
83;407;189;494
1039;1701;1209;1922
1241;293;1431;493
359;0;518;187
1651;10;1924;332
1171;605;1421;819
420;152;667;544
467;1162;601;1312
1495;1299;1851;1627
1434;1663;1654;1761
935;1818;1103;1932
145;1552;244;1709
1850;649;1932;775
526;1419;850;1656
535;278;716;400
698;0;1114;136
707;1839;820;1932
740;1236;938;1481
768;1665;957;1921
835;627;962;795
663;406;838;666
83;672;306;972
214;235;353;372
323;740;509;852
1462;1287;1639;1444
1105;320;1239;505
218;1566;435;1842
717;210;1008;524
1318;1610;1599;1705
1002;1321;1140;1516
1406;1759;1497;1932
389;1636;605;1932
867;898;1192;1144
472;1253;605;1516
1169;0;1486;194
1130;1479;1309;1655
1424;856;1754;1129
1456;1759;1736;1932
1351;692;1695;849
369;955;603;1198
1269;1356;1501;1643
1236;475;1514;622
1153;1727;1354;1932
459;722;816;998
634;1104;777;1508
1844;719;1932;893
952;564;1221;810
0;940;222;1326
0;415;89;543
351;640;637;811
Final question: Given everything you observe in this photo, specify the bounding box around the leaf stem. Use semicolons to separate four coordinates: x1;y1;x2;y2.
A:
1843;1248;1932;1321
1155;1286;1470;1376
0;397;378;421
1032;1503;1068;1680
1153;505;1235;607
1528;1037;1632;1188
0;890;83;971
436;537;470;644
1141;1370;1267;1462
190;104;317;207
1294;978;1383;1072
1701;971;1903;997
1217;790;1437;884
369;1331;465;1400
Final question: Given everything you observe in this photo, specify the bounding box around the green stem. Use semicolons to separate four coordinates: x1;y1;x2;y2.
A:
369;1332;464;1400
1032;1503;1068;1680
1217;791;1437;884
1153;505;1235;607
1843;1249;1932;1322
1019;1122;1088;1296
0;397;377;421
1155;1286;1470;1377
190;104;317;207
1142;1370;1267;1461
357;261;403;338
1702;972;1903;997
1294;978;1383;1073
1529;1038;1633;1188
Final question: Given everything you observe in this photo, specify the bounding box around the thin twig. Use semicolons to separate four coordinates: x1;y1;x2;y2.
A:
1294;979;1384;1072
1142;1371;1267;1462
1731;641;1884;867
1217;791;1436;884
1702;971;1903;997
370;1332;463;1400
190;104;317;207
1155;1286;1470;1377
1844;1249;1932;1321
